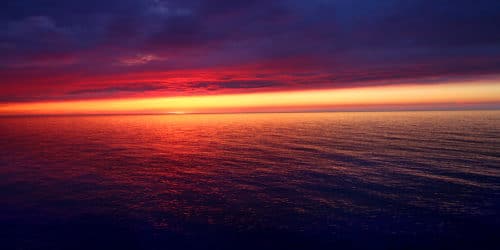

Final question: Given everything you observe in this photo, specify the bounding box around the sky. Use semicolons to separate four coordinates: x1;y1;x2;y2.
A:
1;0;500;114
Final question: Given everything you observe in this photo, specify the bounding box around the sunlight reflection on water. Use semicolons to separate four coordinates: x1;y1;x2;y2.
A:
0;111;499;249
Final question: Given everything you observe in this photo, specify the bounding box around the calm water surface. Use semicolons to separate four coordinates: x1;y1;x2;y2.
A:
1;111;499;249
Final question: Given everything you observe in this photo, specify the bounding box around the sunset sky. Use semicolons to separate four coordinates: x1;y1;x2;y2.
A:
1;0;500;114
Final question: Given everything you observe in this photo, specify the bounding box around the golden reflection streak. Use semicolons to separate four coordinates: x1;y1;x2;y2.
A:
1;82;499;114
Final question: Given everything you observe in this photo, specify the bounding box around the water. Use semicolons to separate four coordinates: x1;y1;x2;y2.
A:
0;111;499;249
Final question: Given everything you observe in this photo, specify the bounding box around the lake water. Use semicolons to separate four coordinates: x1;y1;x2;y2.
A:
1;111;499;249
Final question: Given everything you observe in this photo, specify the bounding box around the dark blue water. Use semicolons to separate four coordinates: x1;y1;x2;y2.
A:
1;111;499;249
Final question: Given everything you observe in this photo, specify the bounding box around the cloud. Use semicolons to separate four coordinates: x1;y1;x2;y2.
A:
118;54;164;66
67;83;168;95
0;0;500;102
191;80;284;90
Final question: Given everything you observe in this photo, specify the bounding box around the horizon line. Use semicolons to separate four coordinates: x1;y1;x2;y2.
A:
1;107;499;118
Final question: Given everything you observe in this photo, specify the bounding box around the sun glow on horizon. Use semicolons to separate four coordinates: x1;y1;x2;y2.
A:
166;111;189;115
1;81;499;115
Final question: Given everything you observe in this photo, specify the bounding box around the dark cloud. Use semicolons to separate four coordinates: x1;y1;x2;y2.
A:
191;80;285;91
1;0;500;102
67;83;170;96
